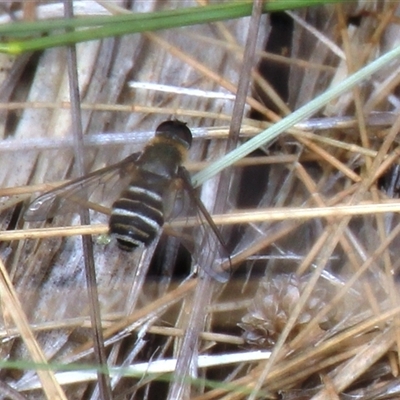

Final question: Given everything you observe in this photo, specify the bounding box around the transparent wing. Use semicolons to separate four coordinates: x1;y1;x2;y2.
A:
169;167;231;283
24;153;140;221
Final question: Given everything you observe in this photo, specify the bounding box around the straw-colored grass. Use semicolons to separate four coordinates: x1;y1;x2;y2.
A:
0;1;400;399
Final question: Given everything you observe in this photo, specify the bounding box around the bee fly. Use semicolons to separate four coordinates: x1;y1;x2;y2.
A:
24;120;230;282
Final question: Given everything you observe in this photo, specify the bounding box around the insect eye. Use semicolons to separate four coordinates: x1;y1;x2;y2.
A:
155;120;192;149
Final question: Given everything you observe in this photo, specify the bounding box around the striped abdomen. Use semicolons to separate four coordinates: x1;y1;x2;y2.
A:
109;184;164;251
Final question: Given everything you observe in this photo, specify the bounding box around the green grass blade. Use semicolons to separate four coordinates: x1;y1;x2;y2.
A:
0;0;348;54
191;42;400;187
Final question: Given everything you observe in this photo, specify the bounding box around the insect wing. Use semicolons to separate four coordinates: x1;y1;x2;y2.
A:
24;153;140;221
173;167;231;283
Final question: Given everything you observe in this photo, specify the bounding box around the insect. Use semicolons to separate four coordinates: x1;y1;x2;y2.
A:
24;120;230;282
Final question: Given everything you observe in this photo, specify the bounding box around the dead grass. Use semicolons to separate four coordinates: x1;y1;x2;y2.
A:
0;1;400;399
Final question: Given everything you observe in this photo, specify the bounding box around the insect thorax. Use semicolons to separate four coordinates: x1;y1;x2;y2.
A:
137;139;186;181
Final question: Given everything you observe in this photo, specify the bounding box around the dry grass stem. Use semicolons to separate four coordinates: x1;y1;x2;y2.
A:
1;1;400;399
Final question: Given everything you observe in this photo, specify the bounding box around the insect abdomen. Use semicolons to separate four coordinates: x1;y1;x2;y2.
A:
109;185;164;251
